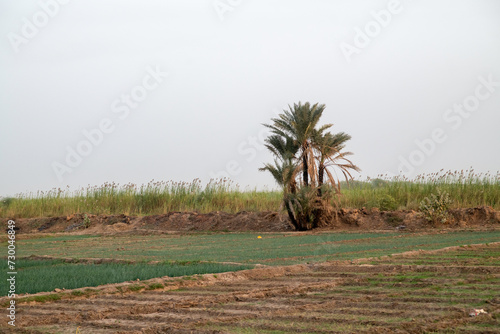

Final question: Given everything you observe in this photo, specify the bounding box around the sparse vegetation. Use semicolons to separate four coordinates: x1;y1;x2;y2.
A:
127;284;144;292
147;283;164;290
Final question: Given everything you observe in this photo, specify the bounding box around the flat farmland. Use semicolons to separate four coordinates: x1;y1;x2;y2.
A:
10;230;500;265
5;242;499;333
3;231;500;294
0;231;499;333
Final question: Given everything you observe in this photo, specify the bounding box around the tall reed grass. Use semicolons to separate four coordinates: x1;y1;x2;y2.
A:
1;170;499;218
339;169;500;211
1;179;281;218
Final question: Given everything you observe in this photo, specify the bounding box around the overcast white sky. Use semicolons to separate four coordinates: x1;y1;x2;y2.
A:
1;0;499;197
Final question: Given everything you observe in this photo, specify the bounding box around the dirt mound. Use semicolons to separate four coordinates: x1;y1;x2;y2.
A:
139;211;289;232
449;206;500;226
319;206;500;231
3;206;499;234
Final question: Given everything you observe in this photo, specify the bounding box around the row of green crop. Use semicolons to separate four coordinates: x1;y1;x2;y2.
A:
0;259;252;295
13;231;500;266
1;170;499;218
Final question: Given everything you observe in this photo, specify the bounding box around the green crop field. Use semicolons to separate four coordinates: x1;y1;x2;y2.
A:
12;230;500;265
0;259;251;295
3;230;499;295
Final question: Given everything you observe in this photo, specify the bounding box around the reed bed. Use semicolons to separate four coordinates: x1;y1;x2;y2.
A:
1;179;281;218
339;169;500;210
1;170;499;218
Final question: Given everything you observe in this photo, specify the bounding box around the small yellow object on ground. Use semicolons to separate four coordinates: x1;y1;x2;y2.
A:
257;236;262;239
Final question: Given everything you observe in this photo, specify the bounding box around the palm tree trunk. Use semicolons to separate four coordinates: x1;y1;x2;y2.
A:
313;207;322;229
290;179;297;194
313;162;325;228
284;201;299;230
302;152;309;186
318;163;324;197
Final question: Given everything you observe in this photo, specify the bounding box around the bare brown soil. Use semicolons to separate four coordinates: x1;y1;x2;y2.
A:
3;243;499;333
5;206;500;235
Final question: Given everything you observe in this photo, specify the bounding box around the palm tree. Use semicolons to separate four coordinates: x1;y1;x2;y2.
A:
261;134;298;191
261;101;359;230
259;159;300;229
313;131;360;197
265;102;331;187
259;134;300;229
309;131;360;229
